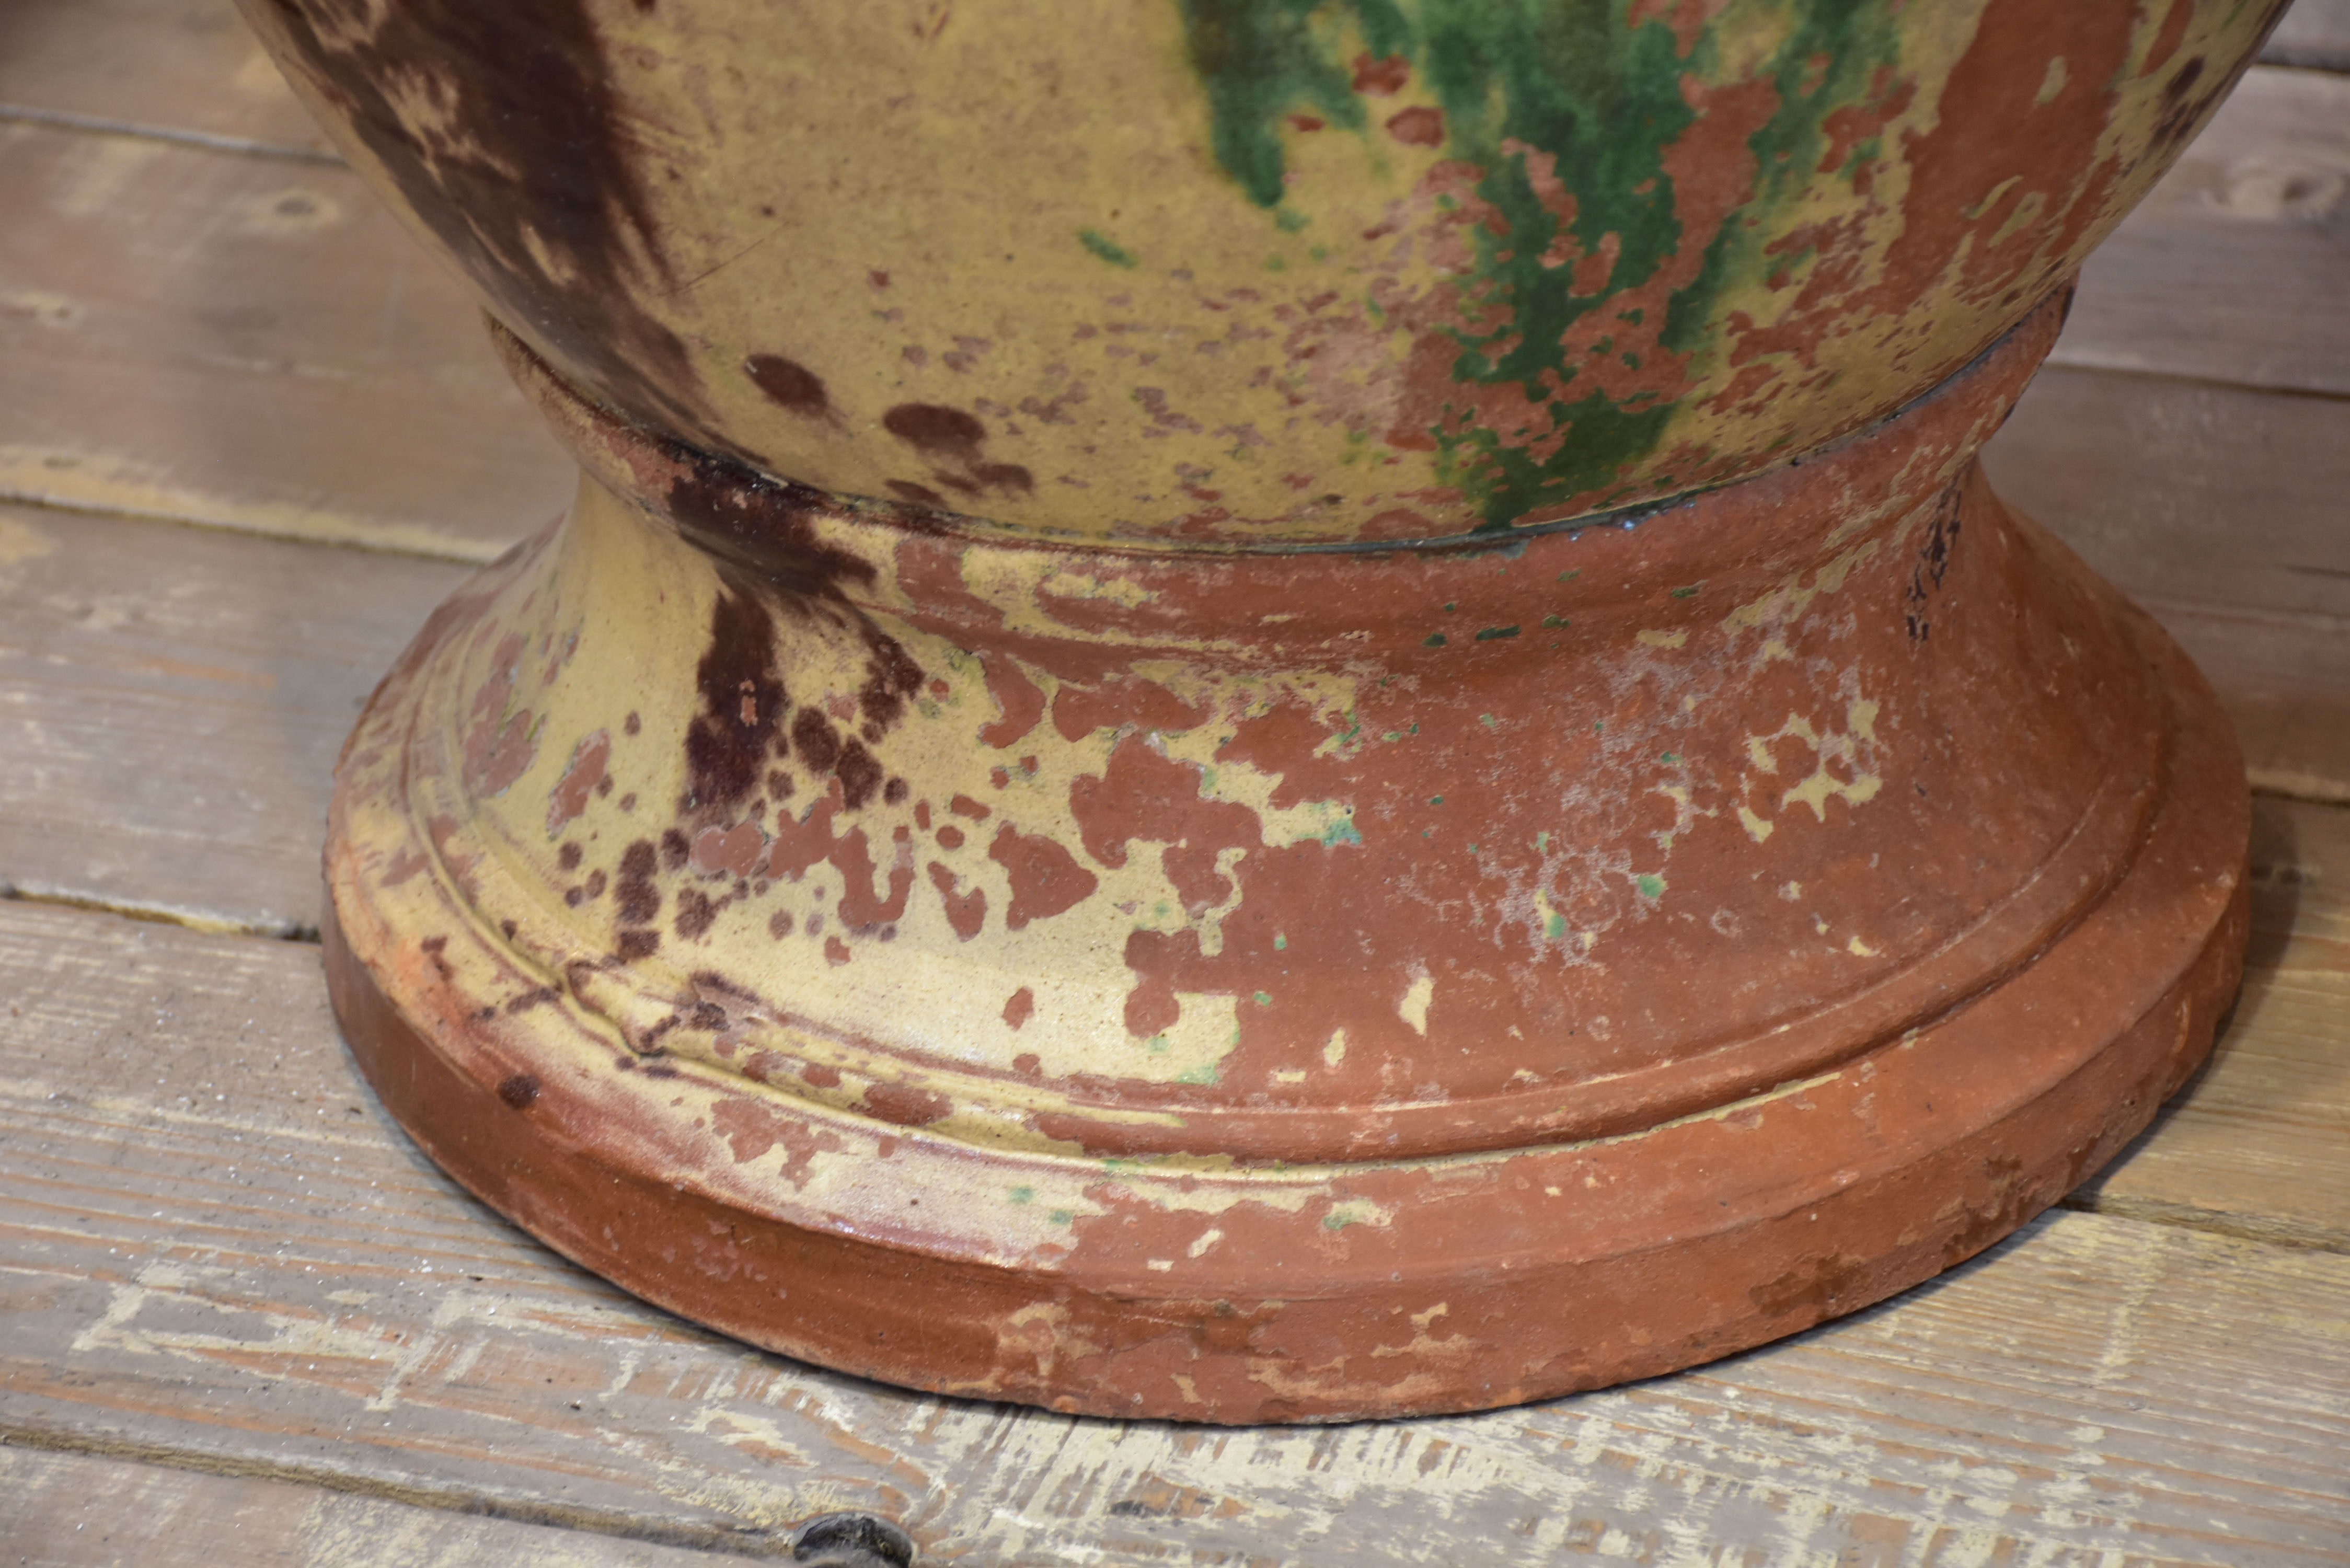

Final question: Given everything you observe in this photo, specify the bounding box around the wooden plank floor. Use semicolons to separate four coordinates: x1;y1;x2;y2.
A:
3;3;2347;1563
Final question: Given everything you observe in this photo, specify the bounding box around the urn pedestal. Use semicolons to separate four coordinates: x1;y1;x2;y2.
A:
245;0;2275;1422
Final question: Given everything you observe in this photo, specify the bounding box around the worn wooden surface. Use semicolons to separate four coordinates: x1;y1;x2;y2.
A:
2055;63;2350;397
3;896;2346;1564
0;500;464;935
0;116;569;559
2;0;2347;1561
1;1444;767;1568
2264;0;2350;74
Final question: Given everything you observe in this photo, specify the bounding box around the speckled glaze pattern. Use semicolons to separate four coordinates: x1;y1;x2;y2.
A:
240;0;2282;544
237;0;2273;1421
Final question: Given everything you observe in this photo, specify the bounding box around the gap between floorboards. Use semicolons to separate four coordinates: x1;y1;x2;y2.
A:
0;1428;788;1561
0;101;340;165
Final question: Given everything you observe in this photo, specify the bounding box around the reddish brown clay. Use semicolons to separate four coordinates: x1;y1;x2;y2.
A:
319;297;2248;1423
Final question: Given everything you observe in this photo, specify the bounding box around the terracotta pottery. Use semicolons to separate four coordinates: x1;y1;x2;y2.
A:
241;0;2273;1423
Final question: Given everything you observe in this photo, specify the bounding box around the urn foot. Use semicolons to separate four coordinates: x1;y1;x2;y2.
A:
323;297;2247;1423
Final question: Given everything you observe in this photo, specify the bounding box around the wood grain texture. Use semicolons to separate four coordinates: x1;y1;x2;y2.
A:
0;0;333;158
1987;370;2350;625
2055;65;2350;395
2;898;2345;1566
0;121;568;561
0;1443;768;1567
2068;797;2350;1249
1983;367;2350;799
0;502;468;935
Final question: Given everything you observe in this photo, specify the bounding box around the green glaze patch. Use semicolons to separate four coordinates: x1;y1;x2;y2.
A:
1175;0;1905;525
1079;228;1139;267
1177;0;1412;208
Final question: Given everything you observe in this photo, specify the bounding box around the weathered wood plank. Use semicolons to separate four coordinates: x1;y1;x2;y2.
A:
0;0;331;158
0;120;568;560
1983;367;2350;799
1987;369;2350;626
0;503;468;936
2141;599;2350;805
2067;797;2350;1248
2056;65;2350;395
0;1443;768;1567
1;898;2345;1566
2265;0;2350;72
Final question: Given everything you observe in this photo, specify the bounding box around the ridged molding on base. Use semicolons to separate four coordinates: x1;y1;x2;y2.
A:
322;296;2247;1423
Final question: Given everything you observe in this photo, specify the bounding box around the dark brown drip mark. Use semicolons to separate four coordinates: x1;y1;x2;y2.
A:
639;451;930;968
791;708;842;773
2150;54;2232;154
835;742;885;811
615;839;662;924
497;1073;540;1109
883;403;985;450
663;452;926;738
663;446;878;602
675;887;721;940
685;589;788;811
881;402;1033;501
255;0;707;438
744;353;833;417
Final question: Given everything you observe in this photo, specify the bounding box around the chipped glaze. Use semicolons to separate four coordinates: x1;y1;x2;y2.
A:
239;0;2283;545
320;304;2246;1422
249;0;2268;1421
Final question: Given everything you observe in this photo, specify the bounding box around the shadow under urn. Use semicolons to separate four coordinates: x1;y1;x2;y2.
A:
247;0;2272;1422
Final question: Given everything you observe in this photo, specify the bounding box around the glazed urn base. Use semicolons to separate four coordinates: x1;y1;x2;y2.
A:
322;296;2247;1423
